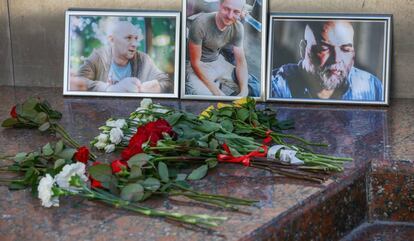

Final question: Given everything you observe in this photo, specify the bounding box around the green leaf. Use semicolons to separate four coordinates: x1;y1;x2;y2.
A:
194;121;222;133
120;183;144;202
158;162;169;182
188;149;200;157
142;177;161;191
187;164;208;180
54;159;66;169
22;98;38;113
89;164;112;182
54;140;64;154
160;182;172;192
236;108;250;122
174;180;191;189
219;109;233;117
176;173;187;181
206;158;218;168
209;139;219;150
220;119;234;132
23;167;35;181
165;112;183;126
101;176;119;195
129;165;142;179
38;122;50;132
14;152;27;163
42;143;54;156
128;153;153;168
1;118;19;128
56;148;76;160
197;140;208;148
34;112;48;124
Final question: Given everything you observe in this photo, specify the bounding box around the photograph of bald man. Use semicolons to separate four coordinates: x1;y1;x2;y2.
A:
269;16;390;104
65;12;180;97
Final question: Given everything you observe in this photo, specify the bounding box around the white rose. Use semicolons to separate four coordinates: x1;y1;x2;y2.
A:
55;163;88;193
106;119;127;129
38;174;59;208
109;127;124;144
97;133;109;143
104;144;116;153
114;119;126;129
140;98;152;109
94;141;107;150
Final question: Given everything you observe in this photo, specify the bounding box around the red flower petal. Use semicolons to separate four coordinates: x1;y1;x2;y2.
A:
10;106;17;119
74;146;89;163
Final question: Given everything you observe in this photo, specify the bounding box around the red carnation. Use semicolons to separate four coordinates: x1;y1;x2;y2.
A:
90;161;104;189
74;146;89;163
111;159;128;174
10;106;17;118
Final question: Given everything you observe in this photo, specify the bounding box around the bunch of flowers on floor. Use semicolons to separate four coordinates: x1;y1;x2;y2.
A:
0;140;255;227
93;97;352;183
1;96;352;228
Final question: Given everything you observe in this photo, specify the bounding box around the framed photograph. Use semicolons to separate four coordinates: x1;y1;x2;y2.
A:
63;10;180;98
267;13;392;105
181;0;267;100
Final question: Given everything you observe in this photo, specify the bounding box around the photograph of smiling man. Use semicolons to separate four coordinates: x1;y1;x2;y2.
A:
64;10;180;98
267;14;391;105
182;0;266;100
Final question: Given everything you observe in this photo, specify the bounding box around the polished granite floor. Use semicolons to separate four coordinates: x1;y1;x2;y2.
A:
0;86;413;240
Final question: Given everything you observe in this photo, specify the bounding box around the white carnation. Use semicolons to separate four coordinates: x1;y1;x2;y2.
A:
106;119;126;129
38;174;59;208
94;141;107;150
97;133;109;143
140;98;152;109
55;163;88;193
104;144;116;153
109;127;124;144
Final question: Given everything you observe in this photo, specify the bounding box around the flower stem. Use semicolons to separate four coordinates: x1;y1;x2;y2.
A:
52;124;97;161
86;187;227;227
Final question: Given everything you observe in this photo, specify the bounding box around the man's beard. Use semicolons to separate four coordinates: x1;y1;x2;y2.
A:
318;62;352;90
305;61;353;90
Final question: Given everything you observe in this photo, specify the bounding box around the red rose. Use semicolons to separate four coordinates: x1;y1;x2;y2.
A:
120;119;176;161
146;119;175;139
121;126;150;160
111;159;128;174
10;106;17;119
74;146;89;163
89;161;104;189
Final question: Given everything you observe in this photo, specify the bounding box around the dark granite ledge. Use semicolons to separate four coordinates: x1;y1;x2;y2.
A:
0;86;413;240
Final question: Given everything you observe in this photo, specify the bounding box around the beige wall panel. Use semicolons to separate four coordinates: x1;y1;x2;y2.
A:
6;0;414;98
9;0;181;88
0;0;13;86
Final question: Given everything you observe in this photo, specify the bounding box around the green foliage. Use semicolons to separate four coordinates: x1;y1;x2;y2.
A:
187;165;208;180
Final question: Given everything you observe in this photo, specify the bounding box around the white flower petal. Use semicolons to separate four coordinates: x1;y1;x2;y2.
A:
109;127;124;144
140;98;152;109
38;174;59;208
114;119;126;129
97;133;109;143
55;163;88;193
94;141;107;150
104;144;116;153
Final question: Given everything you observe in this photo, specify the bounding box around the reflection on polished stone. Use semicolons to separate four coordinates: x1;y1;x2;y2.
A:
0;86;413;240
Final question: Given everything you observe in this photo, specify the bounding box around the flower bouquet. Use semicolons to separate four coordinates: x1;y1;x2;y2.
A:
92;98;352;183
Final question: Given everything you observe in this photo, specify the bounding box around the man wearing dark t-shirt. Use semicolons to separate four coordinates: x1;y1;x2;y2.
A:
186;0;248;96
